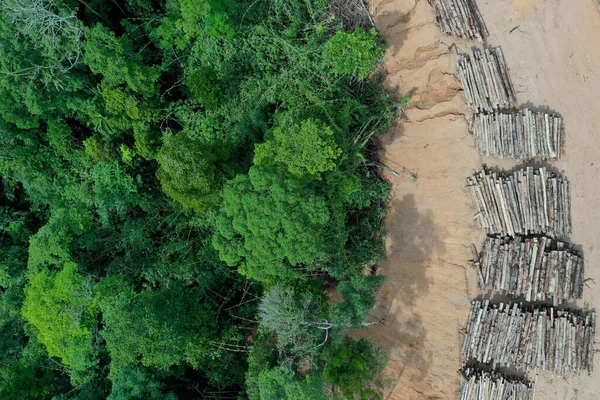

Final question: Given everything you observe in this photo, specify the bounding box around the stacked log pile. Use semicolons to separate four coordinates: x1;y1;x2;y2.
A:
467;167;571;238
473;236;584;303
462;300;595;376
473;109;565;159
429;0;489;41
457;47;517;112
460;368;535;400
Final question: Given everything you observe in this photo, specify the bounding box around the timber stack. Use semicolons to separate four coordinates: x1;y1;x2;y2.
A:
457;47;517;112
472;236;584;303
429;0;489;41
473;109;565;159
460;368;535;400
462;300;595;376
467;167;571;239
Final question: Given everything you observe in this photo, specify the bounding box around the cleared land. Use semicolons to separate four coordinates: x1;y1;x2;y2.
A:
368;0;600;398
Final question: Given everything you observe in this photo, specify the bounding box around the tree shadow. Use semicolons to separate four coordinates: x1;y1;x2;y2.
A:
362;194;447;384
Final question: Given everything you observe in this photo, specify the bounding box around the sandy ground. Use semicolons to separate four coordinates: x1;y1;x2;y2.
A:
364;0;600;399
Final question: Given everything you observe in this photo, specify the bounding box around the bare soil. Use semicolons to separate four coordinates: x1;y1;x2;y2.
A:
364;1;600;399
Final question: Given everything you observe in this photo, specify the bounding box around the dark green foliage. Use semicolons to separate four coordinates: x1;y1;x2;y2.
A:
0;0;393;397
332;274;385;328
101;283;214;371
156;132;238;213
323;337;387;399
245;334;278;400
107;364;177;400
257;366;328;400
186;66;224;107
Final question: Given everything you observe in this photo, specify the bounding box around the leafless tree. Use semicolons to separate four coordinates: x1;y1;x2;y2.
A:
2;0;83;73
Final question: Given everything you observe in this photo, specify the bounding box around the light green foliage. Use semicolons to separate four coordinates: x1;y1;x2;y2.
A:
83;24;160;96
133;123;162;160
254;119;341;180
179;0;237;38
323;337;386;399
213;166;331;283
22;262;98;375
257;367;327;400
156;132;238;213
101;83;144;120
323;29;383;80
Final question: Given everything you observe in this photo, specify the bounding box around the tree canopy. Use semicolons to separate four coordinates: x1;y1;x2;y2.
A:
0;0;393;398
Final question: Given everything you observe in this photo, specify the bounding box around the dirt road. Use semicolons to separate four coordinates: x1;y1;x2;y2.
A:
368;1;600;399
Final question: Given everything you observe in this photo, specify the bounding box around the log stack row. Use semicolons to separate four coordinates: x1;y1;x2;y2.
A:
460;368;535;400
473;236;584;303
457;47;517;112
467;167;571;239
429;0;594;390
463;300;595;376
429;0;489;41
473;109;565;159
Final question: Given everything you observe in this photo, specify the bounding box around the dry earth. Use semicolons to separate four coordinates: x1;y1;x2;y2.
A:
362;0;600;399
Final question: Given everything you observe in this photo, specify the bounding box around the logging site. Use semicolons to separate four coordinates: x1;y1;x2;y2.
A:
361;0;600;399
1;0;600;399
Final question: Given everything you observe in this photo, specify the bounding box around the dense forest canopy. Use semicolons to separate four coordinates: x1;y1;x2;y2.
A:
0;0;396;398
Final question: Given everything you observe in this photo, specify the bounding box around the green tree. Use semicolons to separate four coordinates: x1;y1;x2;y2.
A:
254;118;341;180
179;0;237;38
22;262;99;377
258;366;327;400
323;29;383;80
107;364;177;400
101;282;216;371
245;334;278;400
83;24;160;96
186;66;224;108
331;274;384;328
322;337;386;400
213;166;334;283
156;132;238;213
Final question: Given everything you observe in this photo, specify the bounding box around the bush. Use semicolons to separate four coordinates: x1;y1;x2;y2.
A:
323;29;384;80
322;337;387;399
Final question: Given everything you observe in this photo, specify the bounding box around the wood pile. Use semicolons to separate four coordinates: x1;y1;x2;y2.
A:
472;236;584;303
457;47;517;112
473;109;565;159
467;167;571;238
462;300;595;376
429;0;489;41
460;368;535;400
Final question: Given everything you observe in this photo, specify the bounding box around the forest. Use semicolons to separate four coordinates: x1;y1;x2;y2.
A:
0;0;396;398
